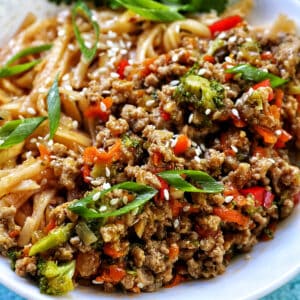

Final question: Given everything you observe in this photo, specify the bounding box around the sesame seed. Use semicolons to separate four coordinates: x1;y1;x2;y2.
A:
188;114;194;124
205;108;211;115
92;280;103;285
275;130;282;136
225;56;233;63
137;283;144;289
268;158;275;164
172;54;179;62
107;31;117;38
123;196;128;204
224;196;234;203
183;205;190;212
92;192;101;201
120;49;128;55
200;144;206;151
105;166;111;177
132;207;139;215
170;80;180;86
231;108;239;118
30;138;37;144
228;36;237;43
110;198;119;206
174;219;179;228
27;107;36;115
170;138;177;148
25;151;32;159
100;102;107;112
217;32;227;39
84;41;92;49
91;179;102;186
110;72;120;79
62;74;70;81
65;85;73;91
194;156;201;163
102;90;111;95
47;140;54;147
99;205;107;212
231;145;238;153
103;182;111;190
195;147;202;156
38;87;48;93
72;120;78;129
145;100;155;107
198;68;206;75
68;44;76;51
0;139;4;145
163;189;170;201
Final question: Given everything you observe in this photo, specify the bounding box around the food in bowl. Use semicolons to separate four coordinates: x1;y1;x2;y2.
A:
0;0;299;296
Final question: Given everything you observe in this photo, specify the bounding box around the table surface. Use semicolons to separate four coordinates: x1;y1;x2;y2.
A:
1;273;299;300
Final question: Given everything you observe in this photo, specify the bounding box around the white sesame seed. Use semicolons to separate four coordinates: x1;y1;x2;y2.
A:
194;156;201;163
100;102;107;112
110;198;119;206
62;74;70;81
191;141;197;147
225;56;233;63
231;108;240;118
198;68;206;75
84;41;92;49
217;32;227;39
174;219;179;228
200;144;206;151
123;196;128;204
110;72;120;79
38;87;48;93
105;166;111;177
30;138;37;144
27;107;36;115
0;139;4;145
145;100;155;107
93;192;101;201
68;44;76;51
245;37;253;43
72;120;78;129
228;36;237;43
231;145;238;153
102;90;111;95
268;158;275;164
275;129;282;136
47;140;54;147
188;113;194;124
205;108;211;115
172;54;179;62
103;182;111;190
92;280;103;285
120;49;128;55
183;205;190;212
65;85;73;91
163;189;170;201
91;179;102;186
25;151;32;159
137;283;144;289
107;31;117;38
170;80;180;86
195;147;202;156
99;205;107;212
224;196;234;203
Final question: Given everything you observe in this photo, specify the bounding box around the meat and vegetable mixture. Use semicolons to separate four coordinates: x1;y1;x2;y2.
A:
0;0;300;296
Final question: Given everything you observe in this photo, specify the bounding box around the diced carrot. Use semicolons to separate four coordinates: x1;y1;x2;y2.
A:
84;97;113;121
274;129;292;149
103;243;125;259
261;52;273;61
269;105;280;121
44;218;56;234
116;59;129;79
169;198;183;217
213;207;250;227
82;164;91;183
274;89;284;108
140;57;156;77
8;229;20;238
131;286;141;293
173;134;191;156
165;274;185;288
83;139;121;165
95;265;126;283
254;125;277;144
232;116;246;128
38;144;50;161
253;146;267;157
169;243;179;260
152;151;163;166
203;55;215;64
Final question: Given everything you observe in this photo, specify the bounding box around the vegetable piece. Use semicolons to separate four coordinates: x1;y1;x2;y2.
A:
158;170;223;193
29;224;73;256
173;134;190;156
226;64;288;88
95;265;126;283
252;79;274;101
117;59;129;79
37;260;75;295
174;74;224;110
155;176;169;204
240;186;274;208
274;89;284;108
208;15;243;36
213;207;249;227
103;243;125;258
5;44;52;66
114;0;184;22
160;107;171;121
169;243;179;260
47;75;61;139
165;274;185;288
7;249;22;270
84;97;113;121
75;221;98;245
44;218;56;234
0;117;47;150
169;198;183;217
274;129;292;149
72;1;100;62
253;125;277;144
83;138;121;165
68;182;158;219
38;144;51;161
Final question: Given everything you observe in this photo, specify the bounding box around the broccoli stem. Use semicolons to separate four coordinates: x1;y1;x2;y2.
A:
29;224;73;256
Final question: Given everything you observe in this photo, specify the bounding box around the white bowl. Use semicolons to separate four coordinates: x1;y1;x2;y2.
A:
0;0;299;299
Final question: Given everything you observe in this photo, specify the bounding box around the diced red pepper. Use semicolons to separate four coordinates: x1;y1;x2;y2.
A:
84;97;113;121
213;207;249;227
155;176;169;205
274;129;292;149
169;198;183;217
173;134;191;156
261;52;274;61
82;164;91;183
254;125;278;144
169;243;179;260
208;15;243;36
274;89;284;108
160;107;171;121
95;265;126;283
44;218;56;234
252;79;274;101
203;55;216;64
116;59;129;79
240;186;275;208
103;243;125;259
8;229;20;238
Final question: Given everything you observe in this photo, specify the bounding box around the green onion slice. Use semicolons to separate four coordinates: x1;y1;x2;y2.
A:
0;117;47;149
158;170;224;193
47;75;61;139
226;64;288;88
68;182;158;219
71;1;100;62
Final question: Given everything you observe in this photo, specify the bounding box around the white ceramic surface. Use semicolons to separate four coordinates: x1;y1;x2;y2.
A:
0;1;299;299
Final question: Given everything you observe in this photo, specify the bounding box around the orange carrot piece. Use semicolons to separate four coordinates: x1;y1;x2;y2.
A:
254;125;277;144
165;274;185;288
173;134;191;156
38;144;50;161
8;229;20;238
44;218;56;234
169;243;180;260
274;89;284;108
103;243;125;259
213;207;250;227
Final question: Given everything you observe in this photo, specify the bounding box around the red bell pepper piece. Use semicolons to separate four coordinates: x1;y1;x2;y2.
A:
240;186;275;208
252;79;274;101
160;107;171;121
117;59;129;79
274;129;292;149
209;15;243;36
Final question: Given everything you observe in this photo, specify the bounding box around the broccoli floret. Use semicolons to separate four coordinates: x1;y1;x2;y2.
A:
37;260;76;295
29;224;73;256
174;73;225;111
7;249;22;270
122;134;140;148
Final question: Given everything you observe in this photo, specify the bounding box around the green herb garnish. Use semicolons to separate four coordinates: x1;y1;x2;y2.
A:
68;182;158;219
47;75;61;139
158;170;223;193
226;64;289;88
0;117;47;149
72;1;100;62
